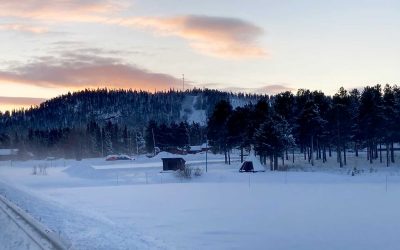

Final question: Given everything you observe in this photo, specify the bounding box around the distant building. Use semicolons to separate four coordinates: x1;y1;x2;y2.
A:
188;145;202;154
201;143;210;151
165;147;187;155
161;158;186;171
188;143;210;154
0;149;19;161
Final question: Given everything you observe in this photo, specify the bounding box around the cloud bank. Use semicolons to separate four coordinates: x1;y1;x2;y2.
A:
0;1;266;58
0;50;182;90
223;84;295;95
0;96;46;106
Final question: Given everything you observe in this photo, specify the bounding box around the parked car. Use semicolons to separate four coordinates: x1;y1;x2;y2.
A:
117;154;133;160
106;154;133;161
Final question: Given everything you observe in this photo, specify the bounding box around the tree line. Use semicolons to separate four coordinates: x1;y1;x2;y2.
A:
0;87;260;159
0;88;261;133
1;84;399;166
207;85;400;170
144;121;206;153
0;120;207;159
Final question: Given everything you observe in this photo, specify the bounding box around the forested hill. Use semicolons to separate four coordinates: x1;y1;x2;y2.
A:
0;88;263;133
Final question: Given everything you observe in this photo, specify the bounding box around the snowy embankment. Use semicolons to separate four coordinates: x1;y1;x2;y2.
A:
1;152;400;249
0;192;70;250
0;205;41;250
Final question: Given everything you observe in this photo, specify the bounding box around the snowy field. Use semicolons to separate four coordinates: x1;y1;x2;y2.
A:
1;152;400;249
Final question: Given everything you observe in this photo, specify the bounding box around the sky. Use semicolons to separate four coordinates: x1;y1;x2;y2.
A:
0;0;399;111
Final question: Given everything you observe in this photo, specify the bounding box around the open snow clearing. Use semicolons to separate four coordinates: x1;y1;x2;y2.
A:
1;152;400;249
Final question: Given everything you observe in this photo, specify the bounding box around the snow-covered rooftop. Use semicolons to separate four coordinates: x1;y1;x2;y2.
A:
0;149;18;156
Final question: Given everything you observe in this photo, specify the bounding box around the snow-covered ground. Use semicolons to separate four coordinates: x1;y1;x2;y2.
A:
1;152;400;249
180;95;207;125
0;208;41;250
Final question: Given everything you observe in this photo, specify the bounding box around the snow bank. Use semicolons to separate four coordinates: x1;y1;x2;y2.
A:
152;151;178;160
63;165;102;179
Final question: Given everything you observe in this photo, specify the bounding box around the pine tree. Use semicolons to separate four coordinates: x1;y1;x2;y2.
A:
104;122;114;155
207;100;232;164
254;116;294;170
297;101;326;166
274;91;296;162
227;106;251;163
358;85;384;163
331;87;352;167
383;85;396;166
122;125;129;154
145;120;157;153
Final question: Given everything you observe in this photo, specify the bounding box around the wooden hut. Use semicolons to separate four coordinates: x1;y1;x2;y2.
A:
161;158;186;171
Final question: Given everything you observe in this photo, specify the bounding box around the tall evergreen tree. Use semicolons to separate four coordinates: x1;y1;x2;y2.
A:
207;100;232;164
358;85;384;163
254;116;294;170
227;106;251;163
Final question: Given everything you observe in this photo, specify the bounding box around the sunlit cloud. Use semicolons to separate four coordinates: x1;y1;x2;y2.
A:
0;96;45;106
120;15;266;59
217;84;295;95
0;0;124;22
0;23;48;34
255;84;296;94
0;96;46;112
0;50;182;91
0;2;266;58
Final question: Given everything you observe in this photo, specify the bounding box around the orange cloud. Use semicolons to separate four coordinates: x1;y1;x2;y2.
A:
0;96;46;112
0;96;45;106
120;15;266;59
0;0;123;22
0;23;48;34
0;2;266;58
0;51;182;91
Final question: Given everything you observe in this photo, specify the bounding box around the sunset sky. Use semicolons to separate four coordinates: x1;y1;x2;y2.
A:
0;0;399;111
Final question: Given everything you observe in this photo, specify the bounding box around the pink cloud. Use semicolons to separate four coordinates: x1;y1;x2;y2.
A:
121;15;266;59
0;0;267;59
0;51;182;91
0;0;124;22
0;96;46;112
0;2;266;58
0;23;48;34
0;96;46;106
